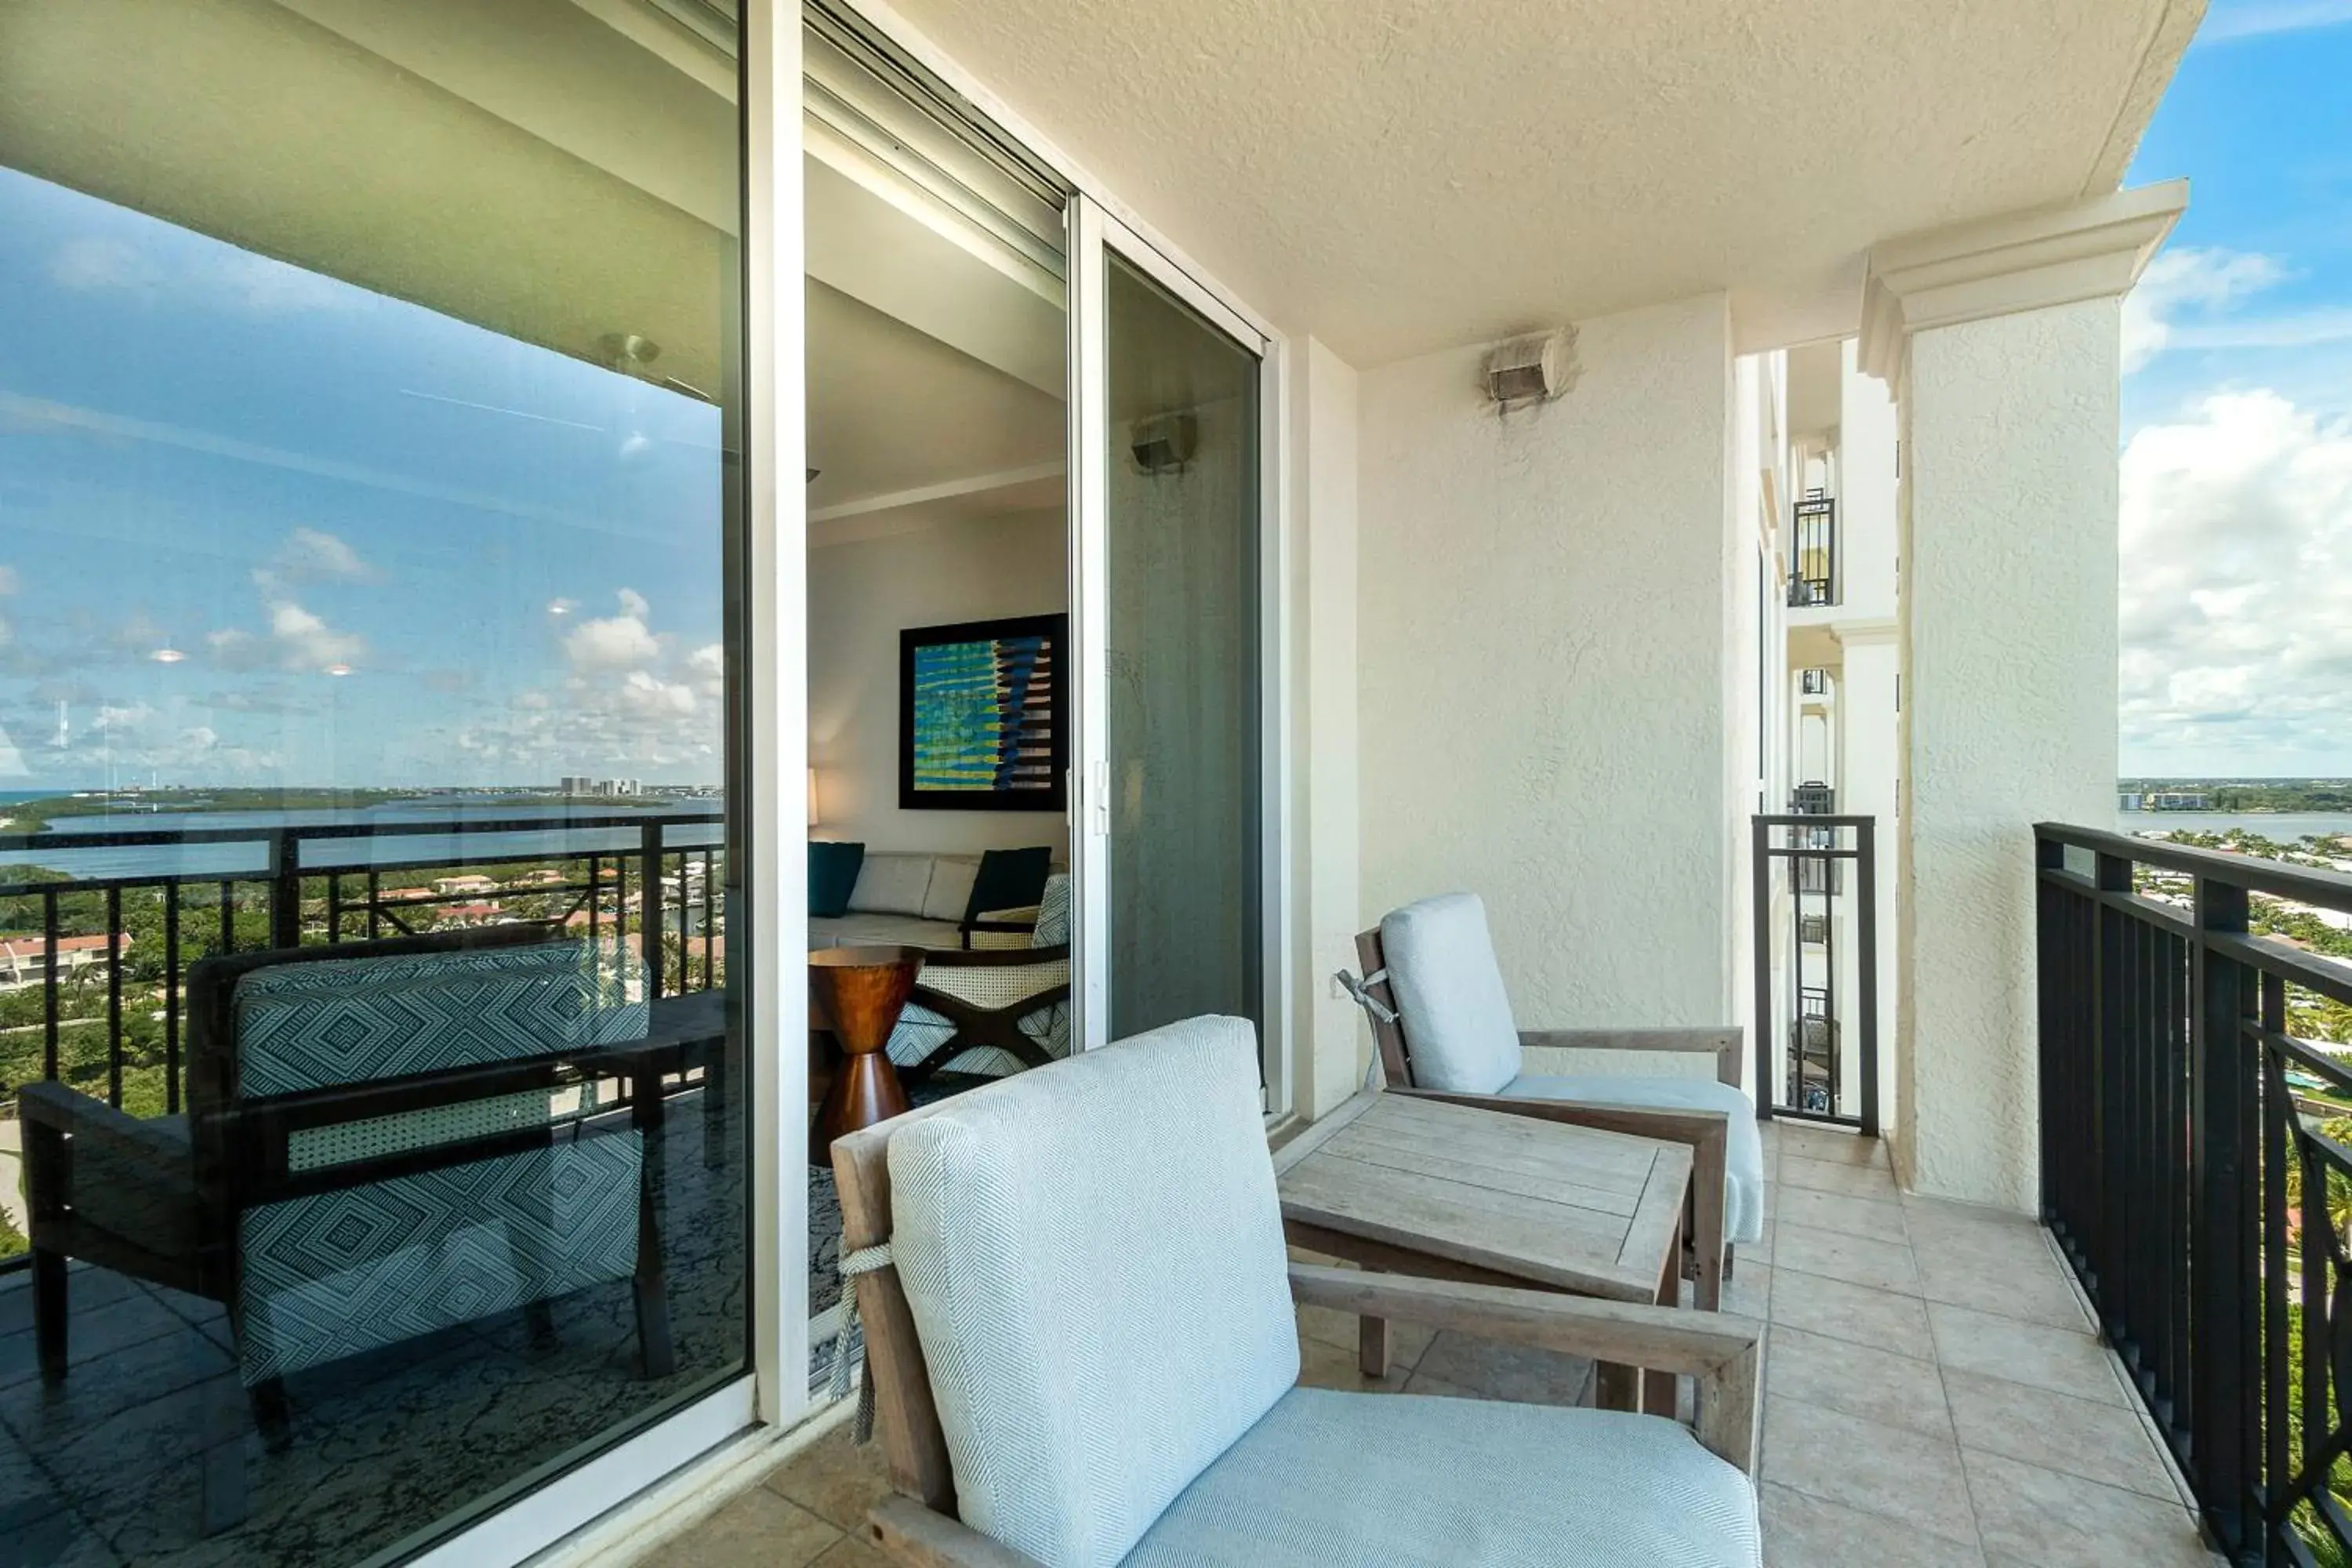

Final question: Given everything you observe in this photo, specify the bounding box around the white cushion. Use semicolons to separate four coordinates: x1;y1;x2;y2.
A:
1502;1074;1767;1246
887;1016;1297;1568
921;855;982;923
1128;1388;1760;1566
848;852;934;916
806;913;962;951
1380;893;1523;1094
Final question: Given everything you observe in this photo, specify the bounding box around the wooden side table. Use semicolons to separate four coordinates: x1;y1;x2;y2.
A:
808;945;924;1164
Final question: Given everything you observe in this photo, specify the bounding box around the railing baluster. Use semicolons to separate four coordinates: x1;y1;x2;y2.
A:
42;887;60;1082
106;887;122;1109
165;887;181;1115
2191;873;2255;1548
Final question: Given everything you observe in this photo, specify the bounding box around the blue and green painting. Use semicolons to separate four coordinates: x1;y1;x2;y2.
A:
909;630;1056;796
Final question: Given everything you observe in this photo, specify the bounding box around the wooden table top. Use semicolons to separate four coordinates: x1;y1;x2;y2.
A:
1272;1090;1696;1302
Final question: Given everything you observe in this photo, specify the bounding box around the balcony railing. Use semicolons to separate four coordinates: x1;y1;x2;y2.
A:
0;809;726;1128
2035;822;2352;1563
1787;490;1836;607
1751;812;1878;1132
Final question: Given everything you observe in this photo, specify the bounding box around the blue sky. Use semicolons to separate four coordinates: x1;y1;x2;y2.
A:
0;165;727;791
2118;0;2352;777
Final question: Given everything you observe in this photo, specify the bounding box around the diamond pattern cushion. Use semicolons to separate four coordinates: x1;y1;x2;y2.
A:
1032;873;1072;946
234;940;644;1097
1501;1073;1767;1246
887;1016;1297;1568
1379;892;1523;1094
1126;1388;1761;1566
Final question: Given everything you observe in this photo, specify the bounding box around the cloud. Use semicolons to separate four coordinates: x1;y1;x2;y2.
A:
2123;249;2285;372
2120;389;2352;767
46;236;356;316
0;565;16;595
265;527;379;586
564;589;662;670
2197;0;2352;42
49;238;161;295
267;601;363;671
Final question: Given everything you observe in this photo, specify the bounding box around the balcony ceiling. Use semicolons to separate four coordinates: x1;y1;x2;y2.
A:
887;0;2202;363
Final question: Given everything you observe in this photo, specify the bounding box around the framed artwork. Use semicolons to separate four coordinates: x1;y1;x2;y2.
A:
899;613;1068;812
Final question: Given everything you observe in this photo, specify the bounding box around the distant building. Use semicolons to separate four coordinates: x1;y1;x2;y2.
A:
437;902;508;925
434;874;496;895
0;933;132;992
2118;792;2143;811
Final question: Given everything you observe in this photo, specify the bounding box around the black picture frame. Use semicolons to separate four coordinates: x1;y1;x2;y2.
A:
898;613;1068;812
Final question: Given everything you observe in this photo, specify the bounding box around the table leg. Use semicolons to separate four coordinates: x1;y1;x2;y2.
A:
1594;1360;1637;1410
1359;1313;1391;1379
1642;1211;1683;1416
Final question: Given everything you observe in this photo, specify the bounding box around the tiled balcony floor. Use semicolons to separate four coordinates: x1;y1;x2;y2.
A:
656;1120;2225;1568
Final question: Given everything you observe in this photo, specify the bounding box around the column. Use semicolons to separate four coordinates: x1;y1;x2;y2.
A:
1860;183;2186;1207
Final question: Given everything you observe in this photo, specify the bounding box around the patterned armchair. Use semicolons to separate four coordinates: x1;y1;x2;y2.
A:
887;874;1072;1083
19;924;668;1533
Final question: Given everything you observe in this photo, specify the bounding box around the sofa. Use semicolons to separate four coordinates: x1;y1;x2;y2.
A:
811;850;1071;951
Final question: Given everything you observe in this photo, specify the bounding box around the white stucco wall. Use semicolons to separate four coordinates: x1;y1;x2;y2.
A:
1358;294;1739;1042
1290;337;1366;1119
1898;297;2121;1210
1838;339;1900;622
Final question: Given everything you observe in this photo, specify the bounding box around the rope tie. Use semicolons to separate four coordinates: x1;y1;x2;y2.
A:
826;1242;895;1443
1334;967;1396;1025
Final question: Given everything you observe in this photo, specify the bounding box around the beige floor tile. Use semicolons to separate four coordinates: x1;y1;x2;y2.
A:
1761;1481;1986;1568
1912;1227;2093;1331
1774;1221;1922;1295
1767;1270;1937;1360
1779;1154;1902;1200
1761;1396;1979;1547
764;1423;896;1534
1296;1303;1436;1368
1295;1334;1410;1392
1929;1303;2125;1406
1774;1125;1889;1168
1411;1330;1594;1406
1779;1187;1910;1244
1944;1369;2179;1501
1900;1192;2041;1232
1724;1260;1773;1318
1962;1449;2215;1566
1399;1370;1491;1400
811;1533;895;1566
666;1488;844;1568
1764;1325;1955;1438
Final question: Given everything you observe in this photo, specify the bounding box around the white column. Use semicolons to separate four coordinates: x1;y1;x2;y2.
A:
1835;623;1899;1142
1861;183;2184;1207
1290;336;1363;1119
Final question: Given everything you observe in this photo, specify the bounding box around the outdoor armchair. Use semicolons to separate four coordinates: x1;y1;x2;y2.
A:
830;1013;1765;1567
888;874;1072;1082
1341;891;1762;1311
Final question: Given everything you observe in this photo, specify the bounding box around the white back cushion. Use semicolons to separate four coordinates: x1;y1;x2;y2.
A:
848;852;933;916
1380;892;1523;1094
921;855;982;922
888;1016;1298;1568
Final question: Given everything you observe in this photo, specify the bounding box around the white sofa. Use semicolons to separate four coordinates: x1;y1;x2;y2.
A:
808;851;978;950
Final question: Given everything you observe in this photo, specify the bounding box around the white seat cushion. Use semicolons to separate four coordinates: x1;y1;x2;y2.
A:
1379;892;1523;1094
1501;1074;1766;1246
888;1016;1298;1568
921;855;982;922
805;913;963;951
1126;1388;1761;1566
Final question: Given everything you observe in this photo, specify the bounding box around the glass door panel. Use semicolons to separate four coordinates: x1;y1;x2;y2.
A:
1098;252;1264;1041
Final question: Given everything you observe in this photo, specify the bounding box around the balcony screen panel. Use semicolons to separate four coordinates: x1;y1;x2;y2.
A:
0;2;748;1561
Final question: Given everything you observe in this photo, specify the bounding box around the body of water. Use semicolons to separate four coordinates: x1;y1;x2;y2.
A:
2118;809;2352;842
0;795;722;882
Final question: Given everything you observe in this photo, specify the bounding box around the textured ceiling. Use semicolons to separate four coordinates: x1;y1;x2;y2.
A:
888;0;2202;363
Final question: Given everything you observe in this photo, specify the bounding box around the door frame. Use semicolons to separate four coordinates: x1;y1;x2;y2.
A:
1064;193;1294;1115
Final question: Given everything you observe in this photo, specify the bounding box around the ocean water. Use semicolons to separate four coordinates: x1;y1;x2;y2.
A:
2118;810;2352;841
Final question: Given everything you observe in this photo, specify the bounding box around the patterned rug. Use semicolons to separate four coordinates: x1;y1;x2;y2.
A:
808;1073;991;1320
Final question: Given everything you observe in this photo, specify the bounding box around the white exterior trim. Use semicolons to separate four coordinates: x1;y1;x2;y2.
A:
1858;180;2187;383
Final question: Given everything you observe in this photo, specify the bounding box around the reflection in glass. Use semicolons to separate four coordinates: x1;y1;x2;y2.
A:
1103;256;1263;1041
0;2;746;1559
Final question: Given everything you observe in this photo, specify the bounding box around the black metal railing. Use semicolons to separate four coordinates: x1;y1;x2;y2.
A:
0;810;725;1127
2037;823;2352;1563
1751;813;1878;1133
1788;490;1836;607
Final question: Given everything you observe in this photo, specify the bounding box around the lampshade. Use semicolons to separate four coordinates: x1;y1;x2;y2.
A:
807;767;819;829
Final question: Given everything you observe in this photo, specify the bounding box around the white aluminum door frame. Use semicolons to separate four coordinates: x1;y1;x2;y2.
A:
1065;195;1292;1114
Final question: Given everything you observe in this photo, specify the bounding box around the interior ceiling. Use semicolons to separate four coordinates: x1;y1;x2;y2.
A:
884;0;2201;363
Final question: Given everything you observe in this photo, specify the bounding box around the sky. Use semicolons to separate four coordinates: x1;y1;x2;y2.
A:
2118;0;2352;779
0;165;728;793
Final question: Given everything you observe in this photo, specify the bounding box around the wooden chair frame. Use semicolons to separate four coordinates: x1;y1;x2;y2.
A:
831;1104;1764;1567
892;944;1073;1086
1353;927;1744;1311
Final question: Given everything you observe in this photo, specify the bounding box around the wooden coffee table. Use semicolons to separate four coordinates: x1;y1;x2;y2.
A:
1272;1089;1696;1414
808;946;924;1163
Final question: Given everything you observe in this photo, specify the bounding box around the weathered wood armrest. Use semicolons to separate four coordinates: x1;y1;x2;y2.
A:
1517;1026;1744;1087
16;1080;191;1165
1289;1263;1764;1472
866;1494;1047;1567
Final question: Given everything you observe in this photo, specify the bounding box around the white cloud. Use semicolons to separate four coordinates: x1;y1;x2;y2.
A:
2123;249;2285;372
2120;390;2352;768
49;238;159;295
0;565;16;595
2198;0;2352;42
268;601;364;671
267;527;379;586
564;589;662;670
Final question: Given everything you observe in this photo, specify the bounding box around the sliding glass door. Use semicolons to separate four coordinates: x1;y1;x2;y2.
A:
1069;201;1272;1068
